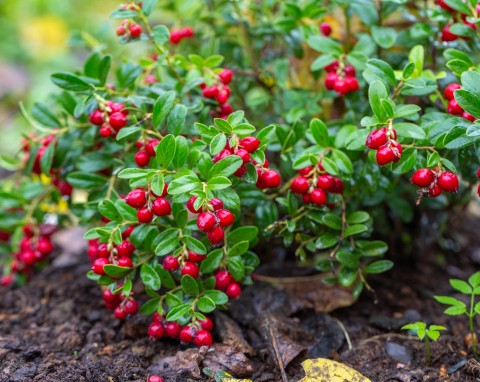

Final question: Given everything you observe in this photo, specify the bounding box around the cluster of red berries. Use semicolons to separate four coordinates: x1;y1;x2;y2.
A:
201;69;234;119
438;0;478;42
319;22;332;36
366;127;403;166
148;312;213;347
124;185;172;224
162;249;205;279
324;60;360;95
444;83;476;122
411;168;459;199
214;269;241;299
89;236;136;275
6;224;56;285
103;288;139;320
116;20;143;40
134;138;160;167
187;197;234;245
89;101;129;138
290;164;344;205
169;27;195;44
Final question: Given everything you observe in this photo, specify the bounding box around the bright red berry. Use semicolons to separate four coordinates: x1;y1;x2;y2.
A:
235;148;251;164
170;29;183;44
202;85;219;99
319;22;332;36
163;255;179;271
215;270;232;291
219;69;233;84
216;89;230;105
165;321;182;338
429;185;442;198
137;207;154;223
239;136;260;153
325;72;338;90
187;196;202;213
210;198;224;211
180;326;196;343
297;166;313;177
109;112;127;129
181;262;200;278
207;226;225;245
199;316;214;331
194;330;213;347
437;171;459;193
463;111;476;122
146;139;160;156
376;146;396;166
152;197;172;216
345;76;359;92
291;176;310;194
411;169;435;188
92;258;110;275
129;23;143;38
444;83;461;100
118;257;133;268
344;65;356;76
316;174;335;191
37;238;54;254
103;289;119;304
324;60;339;73
448;99;463;115
114;306;127;320
197;212;216;232
148;322;165;339
117;240;135;257
366;129;388;149
226;282;242;299
125;189;147;208
148;376;164;382
124;299;139;315
441;25;458;42
99;125;112;137
135;151;150;167
188;251;206;263
97;243;110;258
334;78;350;95
217;209;235;227
437;0;454;11
89;110;104;126
310;189;327;206
262;170;281;188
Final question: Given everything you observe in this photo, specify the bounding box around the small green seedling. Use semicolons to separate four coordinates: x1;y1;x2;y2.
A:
434;271;480;359
401;322;446;366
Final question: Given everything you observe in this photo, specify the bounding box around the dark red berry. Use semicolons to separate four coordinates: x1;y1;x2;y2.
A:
441;24;457;42
202;85;219;99
226;282;241;299
437;171;459;193
129;23;143;38
137;207;154;223
135;151;150;167
429;185;442;198
194;330;213;347
463;111;476;122
181;262;200;278
207;226;224;245
324;60;339;73
325;72;338;90
89;110;104;126
118;257;133;268
124;300;139;315
262;170;281;188
366;129;388;149
215;270;232;291
114;306;127;320
291;176;310;194
187;196;201;213
210;198;223;211
103;289;119;304
97;243;110;258
376;146;396;166
448;99;463;115
444;83;461;100
165;322;182;338
411;169;435;188
148;322;165;339
188;251;206;263
122;225;135;238
117;240;135;257
319;22;332;36
109;112;127;129
180;326;196;343
310;189;327;206
239;137;260;153
391;141;403;161
145;139;160;156
163;255;179;271
297;166;313;177
152;197;172;216
92;258;110;275
234;164;247;178
217;209;235;227
199;316;214;331
197;212;216;232
344;65;356;76
125;189;147;208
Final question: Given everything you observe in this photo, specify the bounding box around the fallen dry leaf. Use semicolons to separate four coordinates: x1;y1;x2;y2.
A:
299;358;371;382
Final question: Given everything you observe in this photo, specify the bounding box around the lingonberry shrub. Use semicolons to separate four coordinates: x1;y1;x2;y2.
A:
2;0;480;347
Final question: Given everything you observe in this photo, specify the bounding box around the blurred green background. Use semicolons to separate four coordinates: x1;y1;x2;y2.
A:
0;0;148;155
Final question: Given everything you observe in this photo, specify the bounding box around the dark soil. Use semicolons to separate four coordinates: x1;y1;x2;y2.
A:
1;211;480;382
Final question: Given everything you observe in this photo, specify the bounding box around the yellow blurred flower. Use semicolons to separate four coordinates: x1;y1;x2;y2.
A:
20;15;68;60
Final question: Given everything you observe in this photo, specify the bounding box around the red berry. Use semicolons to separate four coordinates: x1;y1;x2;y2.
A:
448;99;463;115
194;330;213;347
226;282;242;299
262;170;281;188
319;22;332;36
165;321;182;338
437;171;459;193
116;26;126;36
125;189;147;208
129;23;142;38
444;83;461;100
179;326;196;343
187;196;202;213
148;322;165;339
137;207;154;223
219;69;233;84
477;169;480;179
235;148;251;164
302;194;311;204
135;151;150;167
210;198;224;211
117;240;135;257
202;85;219;99
37;238;54;254
411;168;435;188
441;24;458;42
170;29;183;44
462;111;476;122
146;139;160;156
182;26;194;38
376;146;396;166
239;137;260;153
99;125;112;137
163;255;179;271
207;226;225;245
152;312;164;323
181;262;200;278
122;225;135;238
429;185;442;198
215;270;232;291
124;300;139;315
216;89;230;104
391;141;403;162
20;250;37;266
437;0;455;12
23;224;35;237
118;257;133;268
220;103;233;116
478;184;480;197
334;78;350;95
89;110;104;126
366;129;388;149
188;251;206;263
92;258;110;275
109;112;127;129
152;197;172;216
310;189;327;206
234;164;247;178
324;60;339;73
103;289;119;304
199;316;214;331
316;174;335;191
345;76;359;92
148;376;164;382
297;166;313;177
114;306;127;320
325;72;338;91
217;209;235;227
197;212;216;232
344;65;356;76
109;102;127;114
97;243;110;258
57;180;73;196
291;176;310;194
213;148;232;163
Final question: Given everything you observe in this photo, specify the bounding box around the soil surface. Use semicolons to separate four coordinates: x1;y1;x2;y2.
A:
1;210;480;382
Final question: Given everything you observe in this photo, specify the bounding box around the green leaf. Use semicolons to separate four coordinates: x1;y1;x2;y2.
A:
204;289;228;305
104;264;132;278
332;149;353;175
152;25;170;45
454;89;480;119
51;72;94;92
227;226;258;246
322;214;343;230
140;297;161;315
338;268;358;287
32;102;60;127
208;155;243;179
153;91;176;128
116;126;142;141
66;172;107;189
181;275;199;296
117;168;152;179
214;118;233;134
394;123;426;139
197;296;216;313
310;118;329;146
185;236;207;254
371;26;397;49
40;141;55;174
210;133;227;155
156;134;176;168
364;260;394;274
207;176;231;191
167;104;187;135
98;199;121;221
154;228;180;256
156;266;176;289
168;174;202;195
200;249;223;274
307;36;343;55
140;264;161;290
347;211;370;224
450;279;473;294
166;304;191;321
315;232;339;249
434;295;466;307
368;80;389;122
344;224;368;238
228;241;249;257
321;157;338;176
469;272;480;288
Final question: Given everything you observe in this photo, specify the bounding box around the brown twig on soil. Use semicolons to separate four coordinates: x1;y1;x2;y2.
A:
358;333;420;347
333;318;352;350
265;313;289;382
